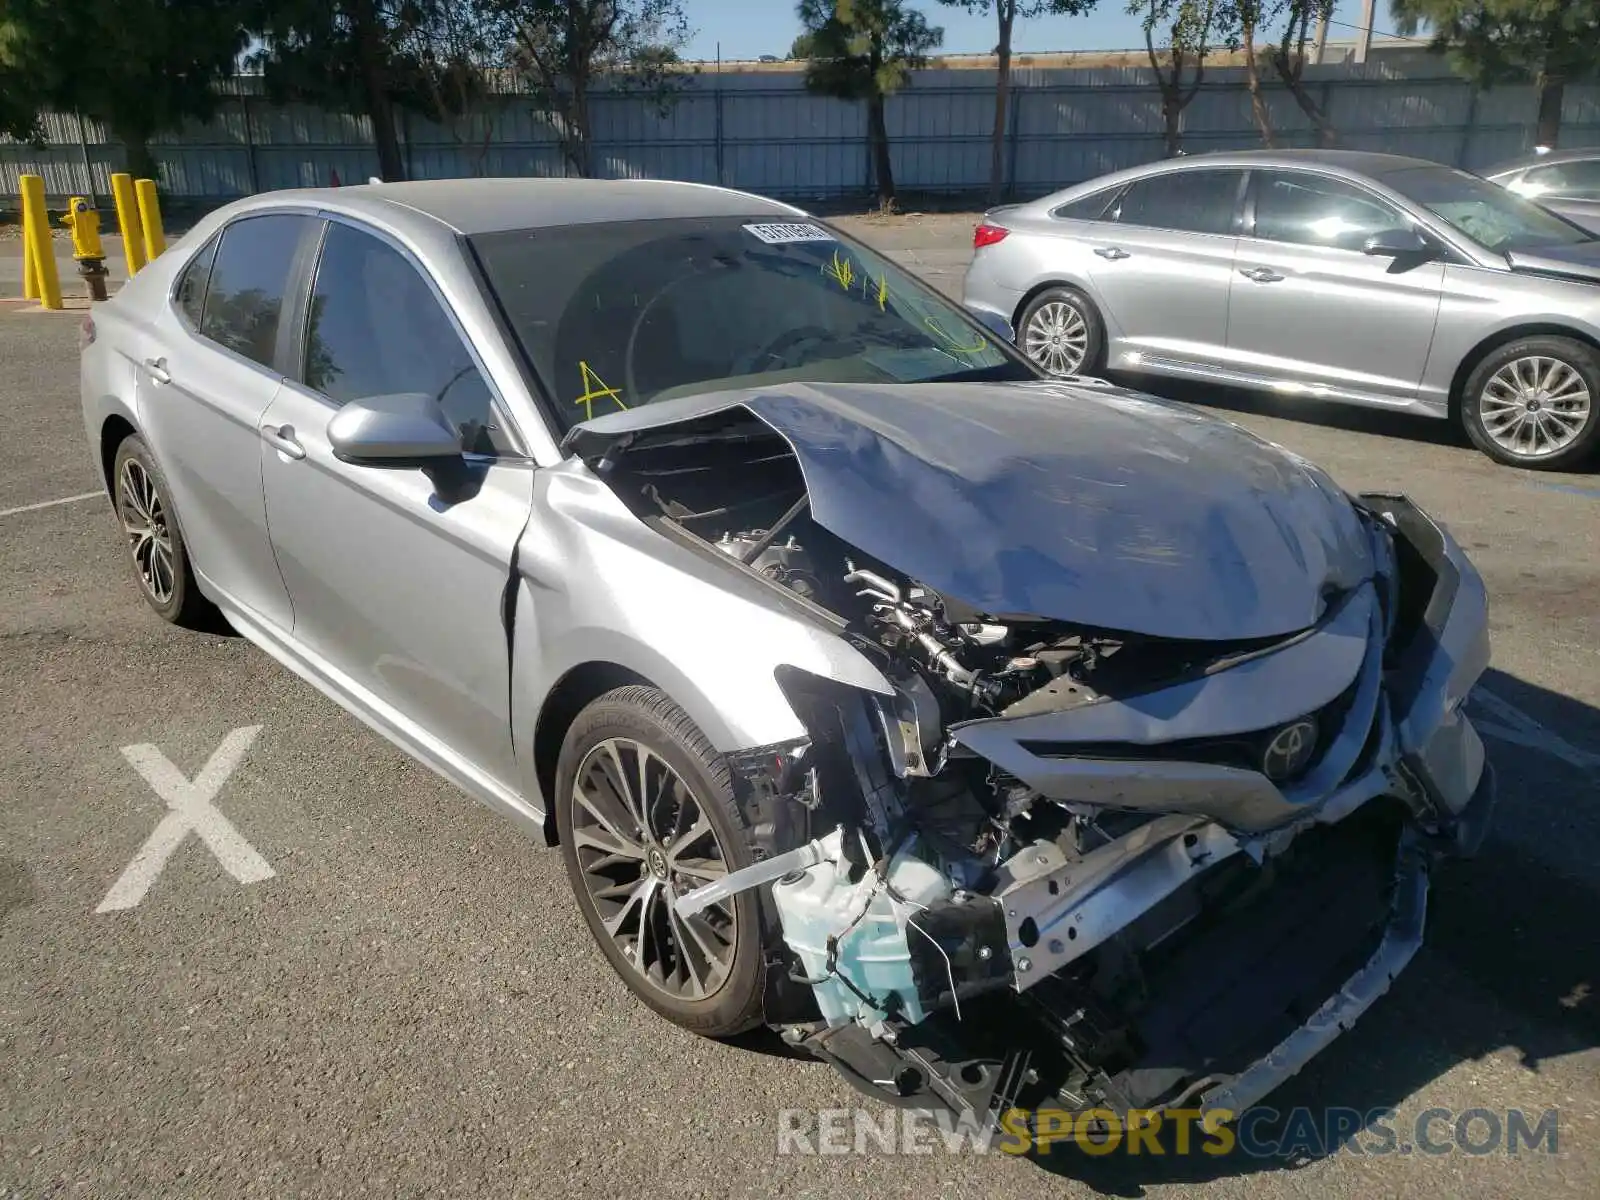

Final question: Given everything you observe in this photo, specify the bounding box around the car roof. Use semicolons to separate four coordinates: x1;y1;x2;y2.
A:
1145;148;1445;176
255;177;807;236
1483;147;1600;177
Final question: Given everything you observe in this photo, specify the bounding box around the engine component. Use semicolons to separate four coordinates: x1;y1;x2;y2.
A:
716;529;823;600
771;828;954;1027
845;566;1004;703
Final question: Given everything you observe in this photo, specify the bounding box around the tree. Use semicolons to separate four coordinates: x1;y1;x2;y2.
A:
1392;0;1600;149
251;1;513;183
0;0;251;178
1226;0;1277;146
795;0;943;208
503;0;693;179
1133;0;1223;156
938;2;1096;206
1267;0;1335;145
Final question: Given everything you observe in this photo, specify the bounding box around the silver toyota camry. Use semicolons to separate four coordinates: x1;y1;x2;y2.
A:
81;178;1495;1127
963;149;1600;470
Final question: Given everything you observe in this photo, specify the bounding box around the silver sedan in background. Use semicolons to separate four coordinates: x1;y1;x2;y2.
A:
963;149;1600;470
1484;147;1600;236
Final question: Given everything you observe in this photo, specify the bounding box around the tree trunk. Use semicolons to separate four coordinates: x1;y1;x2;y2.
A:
1162;90;1182;156
563;82;594;177
1280;70;1337;146
113;122;158;181
1242;27;1274;148
353;0;405;181
988;7;1014;206
1535;74;1564;149
868;95;895;208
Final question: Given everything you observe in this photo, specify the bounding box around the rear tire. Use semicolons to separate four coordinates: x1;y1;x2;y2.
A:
1017;286;1105;377
110;435;216;628
554;685;766;1037
1459;336;1600;470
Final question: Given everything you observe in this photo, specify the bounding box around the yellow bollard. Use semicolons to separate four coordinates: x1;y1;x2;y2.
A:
18;175;62;310
134;178;165;261
22;217;39;299
109;173;146;275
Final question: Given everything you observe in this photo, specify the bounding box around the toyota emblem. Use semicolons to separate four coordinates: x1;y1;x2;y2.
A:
1262;718;1319;782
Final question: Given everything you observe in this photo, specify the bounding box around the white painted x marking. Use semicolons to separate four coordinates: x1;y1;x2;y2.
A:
1471;689;1600;772
96;725;274;913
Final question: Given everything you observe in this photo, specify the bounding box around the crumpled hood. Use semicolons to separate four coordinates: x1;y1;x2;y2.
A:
566;379;1374;641
1505;239;1600;283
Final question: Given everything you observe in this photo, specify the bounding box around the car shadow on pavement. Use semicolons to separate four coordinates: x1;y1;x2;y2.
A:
1116;374;1476;456
1018;667;1598;1192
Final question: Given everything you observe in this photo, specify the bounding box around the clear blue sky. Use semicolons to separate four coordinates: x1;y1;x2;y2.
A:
683;1;1400;61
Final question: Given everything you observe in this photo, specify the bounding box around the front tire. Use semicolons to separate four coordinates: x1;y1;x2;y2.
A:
111;435;215;627
554;685;766;1037
1018;286;1105;378
1459;336;1600;469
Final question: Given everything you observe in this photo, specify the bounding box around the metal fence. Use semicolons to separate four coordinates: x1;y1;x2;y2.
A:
5;48;1600;207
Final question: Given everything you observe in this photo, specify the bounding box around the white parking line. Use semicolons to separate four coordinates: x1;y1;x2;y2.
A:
96;726;275;913
0;491;103;519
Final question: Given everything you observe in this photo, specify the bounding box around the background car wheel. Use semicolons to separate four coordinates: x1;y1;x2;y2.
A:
1460;336;1600;470
1017;286;1105;377
554;685;766;1037
110;435;215;627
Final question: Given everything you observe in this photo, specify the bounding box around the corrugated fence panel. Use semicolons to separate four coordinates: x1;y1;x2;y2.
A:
10;54;1600;206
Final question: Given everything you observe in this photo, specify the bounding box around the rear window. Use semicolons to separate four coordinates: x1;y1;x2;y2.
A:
197;214;306;369
471;216;1026;433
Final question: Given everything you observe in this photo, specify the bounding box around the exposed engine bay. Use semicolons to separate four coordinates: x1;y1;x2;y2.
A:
578;388;1496;1125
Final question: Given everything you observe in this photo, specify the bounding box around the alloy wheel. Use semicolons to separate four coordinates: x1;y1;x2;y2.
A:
569;737;737;1002
118;458;175;606
1479;355;1592;459
1024;301;1090;376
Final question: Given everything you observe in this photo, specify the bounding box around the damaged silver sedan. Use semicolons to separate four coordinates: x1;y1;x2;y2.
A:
81;179;1495;1128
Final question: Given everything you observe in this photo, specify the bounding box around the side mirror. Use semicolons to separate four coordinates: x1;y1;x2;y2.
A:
968;307;1016;344
1363;228;1432;257
327;392;461;466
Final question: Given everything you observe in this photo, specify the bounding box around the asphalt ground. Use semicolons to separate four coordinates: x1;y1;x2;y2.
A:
1;215;1597;1198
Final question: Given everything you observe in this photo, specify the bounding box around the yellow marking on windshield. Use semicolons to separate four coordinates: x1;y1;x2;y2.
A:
871;273;889;310
822;250;857;291
923;315;989;355
573;360;627;420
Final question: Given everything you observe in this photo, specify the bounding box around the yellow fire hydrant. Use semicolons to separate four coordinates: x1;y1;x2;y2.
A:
59;196;110;302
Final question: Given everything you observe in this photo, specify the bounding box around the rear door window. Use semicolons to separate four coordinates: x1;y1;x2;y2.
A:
174;234;219;329
197;214;307;370
1107;170;1244;235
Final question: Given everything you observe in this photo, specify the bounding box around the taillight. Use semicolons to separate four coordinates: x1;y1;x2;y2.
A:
973;223;1009;249
79;315;96;351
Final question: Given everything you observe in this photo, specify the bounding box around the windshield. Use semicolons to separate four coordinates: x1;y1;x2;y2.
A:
469;216;1028;431
1383;165;1594;253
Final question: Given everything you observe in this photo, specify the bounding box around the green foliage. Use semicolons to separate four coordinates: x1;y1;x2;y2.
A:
0;0;251;172
1390;0;1600;89
795;0;943;102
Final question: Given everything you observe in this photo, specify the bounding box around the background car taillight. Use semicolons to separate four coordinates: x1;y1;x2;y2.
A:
973;223;1009;250
78;315;96;351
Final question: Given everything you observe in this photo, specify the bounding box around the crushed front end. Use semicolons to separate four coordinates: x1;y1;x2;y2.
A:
683;491;1493;1124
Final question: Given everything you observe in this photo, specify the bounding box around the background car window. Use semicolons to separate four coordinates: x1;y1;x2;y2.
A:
1517;159;1600;200
1052;189;1117;221
1108;170;1242;235
303;223;509;456
175;234;219;328
198;214;305;369
1385;164;1591;252
1252;172;1409;250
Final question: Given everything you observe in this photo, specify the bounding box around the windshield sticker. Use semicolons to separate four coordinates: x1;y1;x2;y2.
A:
821;249;858;291
573;360;627;420
870;273;889;310
742;222;836;245
922;315;989;356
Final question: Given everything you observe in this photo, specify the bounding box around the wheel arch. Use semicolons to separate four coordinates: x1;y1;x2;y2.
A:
98;412;139;494
1448;322;1600;416
531;660;653;846
1010;278;1098;332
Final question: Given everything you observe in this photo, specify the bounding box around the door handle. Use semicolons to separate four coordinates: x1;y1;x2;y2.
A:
1094;246;1131;260
142;357;171;385
260;423;306;461
1239;266;1285;283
